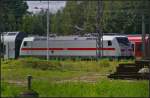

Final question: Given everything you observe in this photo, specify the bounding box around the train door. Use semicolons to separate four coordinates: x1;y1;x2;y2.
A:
135;42;142;58
1;42;6;59
15;40;21;59
23;41;32;55
28;41;33;55
15;39;25;58
146;37;150;59
4;42;15;59
4;42;9;59
131;43;135;56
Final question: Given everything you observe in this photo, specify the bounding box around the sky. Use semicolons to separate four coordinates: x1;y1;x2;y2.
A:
26;1;66;14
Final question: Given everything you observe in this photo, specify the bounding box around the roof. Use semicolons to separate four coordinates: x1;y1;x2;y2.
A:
127;35;149;42
23;35;127;41
1;32;20;42
23;37;35;41
103;35;127;40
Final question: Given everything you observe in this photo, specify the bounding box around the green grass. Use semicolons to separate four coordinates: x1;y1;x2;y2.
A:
1;82;25;97
1;80;149;97
1;57;149;97
1;58;120;81
32;79;149;97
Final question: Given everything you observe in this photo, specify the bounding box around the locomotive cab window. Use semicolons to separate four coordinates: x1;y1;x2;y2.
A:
23;41;27;46
116;37;130;46
108;40;112;46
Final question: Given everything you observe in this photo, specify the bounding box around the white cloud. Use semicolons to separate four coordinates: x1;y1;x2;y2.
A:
26;1;66;14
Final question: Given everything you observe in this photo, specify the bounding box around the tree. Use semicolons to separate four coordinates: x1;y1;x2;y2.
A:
6;0;149;35
0;0;28;32
102;0;150;34
21;11;47;35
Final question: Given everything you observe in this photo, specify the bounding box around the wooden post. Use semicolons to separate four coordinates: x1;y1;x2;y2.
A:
18;75;39;97
27;75;32;90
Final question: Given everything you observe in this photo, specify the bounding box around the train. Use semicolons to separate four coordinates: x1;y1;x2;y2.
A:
1;32;149;60
20;35;133;59
127;34;150;59
0;32;133;59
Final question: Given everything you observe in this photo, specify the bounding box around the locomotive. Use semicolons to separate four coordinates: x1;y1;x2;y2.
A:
1;32;135;59
20;35;133;59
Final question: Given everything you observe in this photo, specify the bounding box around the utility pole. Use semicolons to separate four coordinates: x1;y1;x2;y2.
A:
96;0;103;59
47;0;50;61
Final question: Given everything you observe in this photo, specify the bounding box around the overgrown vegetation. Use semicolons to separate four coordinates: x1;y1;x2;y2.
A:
1;57;149;97
2;57;129;72
1;80;149;97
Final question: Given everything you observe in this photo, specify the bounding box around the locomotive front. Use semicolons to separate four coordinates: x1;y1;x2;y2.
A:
115;36;133;58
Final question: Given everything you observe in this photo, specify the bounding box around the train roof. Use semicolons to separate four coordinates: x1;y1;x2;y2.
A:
103;35;127;40
23;35;127;42
23;37;35;41
127;35;149;42
1;32;21;42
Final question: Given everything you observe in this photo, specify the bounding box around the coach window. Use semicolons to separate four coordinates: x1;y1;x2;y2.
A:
108;40;112;46
23;41;27;46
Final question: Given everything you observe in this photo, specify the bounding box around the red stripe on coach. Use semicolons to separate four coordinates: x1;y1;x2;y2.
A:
21;48;115;51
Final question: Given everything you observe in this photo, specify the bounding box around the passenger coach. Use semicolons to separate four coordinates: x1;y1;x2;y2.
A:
1;32;27;59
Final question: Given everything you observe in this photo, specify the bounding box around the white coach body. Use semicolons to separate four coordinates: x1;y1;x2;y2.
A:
1;32;27;59
20;35;133;58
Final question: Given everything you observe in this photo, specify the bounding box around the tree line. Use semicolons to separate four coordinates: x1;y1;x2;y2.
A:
0;0;150;35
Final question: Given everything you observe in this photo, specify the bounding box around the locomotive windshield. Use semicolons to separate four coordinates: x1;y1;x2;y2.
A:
116;37;130;46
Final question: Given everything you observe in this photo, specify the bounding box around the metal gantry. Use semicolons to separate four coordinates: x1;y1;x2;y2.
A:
96;0;103;59
46;0;50;61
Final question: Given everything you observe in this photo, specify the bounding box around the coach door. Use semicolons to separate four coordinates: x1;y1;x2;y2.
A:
145;37;150;59
1;42;6;59
4;42;15;59
28;41;33;55
23;41;33;55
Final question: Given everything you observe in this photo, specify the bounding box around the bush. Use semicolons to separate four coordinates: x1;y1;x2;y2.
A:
20;58;111;71
98;59;110;67
20;57;62;70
